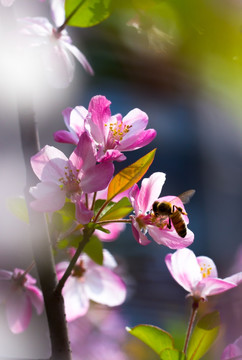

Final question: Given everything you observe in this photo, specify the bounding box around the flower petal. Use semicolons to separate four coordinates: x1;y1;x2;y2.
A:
30;181;66;212
63;278;89;321
6;289;32;333
119;129;157;151
26;286;44;315
196;256;218;278
85;267;126;307
87;95;111;143
53;130;79;144
131;219;151;246
63;42;94;75
81;162;114;193
148;226;194;249
198;277;237;299
31;145;68;182
138;172;166;213
223;272;242;285
165;248;202;293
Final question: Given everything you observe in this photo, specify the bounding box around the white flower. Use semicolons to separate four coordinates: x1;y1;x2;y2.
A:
19;0;93;88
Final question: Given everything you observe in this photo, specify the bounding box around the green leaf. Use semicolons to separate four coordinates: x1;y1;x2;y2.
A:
7;196;29;223
99;197;133;221
83;236;103;265
186;311;220;360
127;324;174;355
65;0;111;28
107;149;156;201
160;349;186;360
94;224;111;234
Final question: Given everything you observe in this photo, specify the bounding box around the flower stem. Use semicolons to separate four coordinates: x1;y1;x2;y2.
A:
57;0;87;32
96;219;132;225
55;226;94;293
183;299;200;354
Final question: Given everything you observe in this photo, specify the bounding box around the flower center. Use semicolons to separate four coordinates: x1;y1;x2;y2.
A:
200;263;212;278
105;120;132;146
72;260;86;278
59;166;81;197
12;271;27;287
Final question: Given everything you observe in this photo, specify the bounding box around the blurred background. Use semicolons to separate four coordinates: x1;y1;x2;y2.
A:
0;0;241;359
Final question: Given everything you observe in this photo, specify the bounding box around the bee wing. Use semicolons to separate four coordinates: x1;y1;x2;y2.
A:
178;189;196;204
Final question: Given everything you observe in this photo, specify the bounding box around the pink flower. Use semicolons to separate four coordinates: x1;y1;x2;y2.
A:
56;250;126;321
54;95;156;162
0;268;43;333
129;172;194;248
165;248;242;301
18;0;93;88
30;132;114;212
221;336;242;360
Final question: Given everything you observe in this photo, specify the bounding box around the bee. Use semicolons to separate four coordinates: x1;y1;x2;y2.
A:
152;190;195;238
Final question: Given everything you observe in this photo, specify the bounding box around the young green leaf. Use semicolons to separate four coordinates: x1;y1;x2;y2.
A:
160;349;186;360
83;235;103;265
186;311;220;360
99;197;133;221
127;324;174;355
65;0;111;28
107;148;156;201
7;196;29;223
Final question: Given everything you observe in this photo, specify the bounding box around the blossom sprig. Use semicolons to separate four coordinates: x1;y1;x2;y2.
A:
221;336;242;360
54;95;157;162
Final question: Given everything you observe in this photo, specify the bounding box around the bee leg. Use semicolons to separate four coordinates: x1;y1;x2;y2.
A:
167;218;172;229
173;205;187;216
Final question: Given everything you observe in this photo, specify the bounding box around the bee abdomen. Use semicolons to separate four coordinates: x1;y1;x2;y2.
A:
171;211;187;238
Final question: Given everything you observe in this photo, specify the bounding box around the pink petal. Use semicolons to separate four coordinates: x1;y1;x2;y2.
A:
102;249;118;269
131;220;151;245
69;106;87;136
50;0;65;27
221;343;241;360
56;261;69;279
129;184;140;214
19;17;53;40
62;278;89;321
224;272;242;285
196;256;218;278
199;277;236;298
26;285;44;315
69;132;95;171
31;145;68;182
0;270;12;280
138;172;166;213
148;226;194;249
87;95;111;143
30;181;66;212
41;40;75;88
85;267;126;306
96;148;126;163
81;162;114;193
165;248;202;293
6;290;32;333
75;200;93;224
63;42;94;75
54;130;79;144
119;129;157;151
